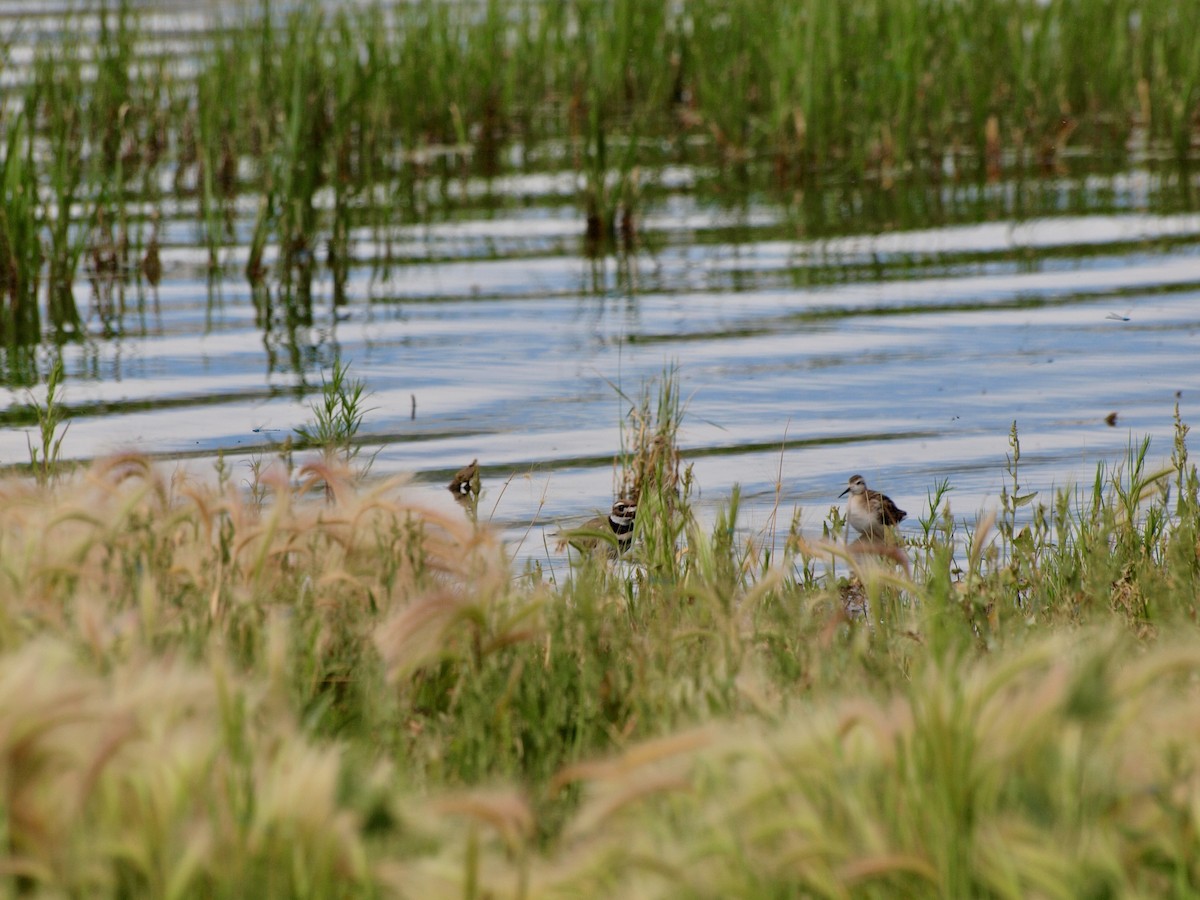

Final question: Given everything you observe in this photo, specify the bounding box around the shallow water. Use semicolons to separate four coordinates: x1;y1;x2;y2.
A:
4;180;1198;572
3;10;1199;571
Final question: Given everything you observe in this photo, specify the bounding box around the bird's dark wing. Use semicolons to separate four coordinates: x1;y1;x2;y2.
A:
878;494;906;526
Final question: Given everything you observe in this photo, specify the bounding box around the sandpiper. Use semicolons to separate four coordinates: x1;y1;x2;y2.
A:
448;459;480;500
840;474;906;540
557;499;638;558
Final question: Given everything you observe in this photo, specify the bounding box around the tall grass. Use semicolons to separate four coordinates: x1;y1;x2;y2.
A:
25;355;69;485
2;0;1198;344
0;113;41;344
2;373;1200;893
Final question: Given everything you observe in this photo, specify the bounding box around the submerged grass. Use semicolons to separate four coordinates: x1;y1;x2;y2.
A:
2;374;1200;895
2;0;1200;344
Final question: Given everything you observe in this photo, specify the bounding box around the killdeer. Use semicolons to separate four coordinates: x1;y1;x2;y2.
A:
840;474;906;540
556;499;638;558
448;459;480;500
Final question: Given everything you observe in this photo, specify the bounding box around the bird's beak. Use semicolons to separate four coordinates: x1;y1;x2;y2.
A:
839;487;850;497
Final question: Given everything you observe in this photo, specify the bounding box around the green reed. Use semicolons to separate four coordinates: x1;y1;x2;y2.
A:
28;37;87;335
294;358;374;474
25;355;69;485
1;0;1199;345
0;113;42;344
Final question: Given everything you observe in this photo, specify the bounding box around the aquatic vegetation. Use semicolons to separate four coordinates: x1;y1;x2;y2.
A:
294;358;375;480
24;355;69;485
2;369;1200;894
0;114;41;344
0;0;1198;344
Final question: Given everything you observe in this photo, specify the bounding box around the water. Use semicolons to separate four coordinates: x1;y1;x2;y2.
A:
3;177;1197;568
3;10;1199;570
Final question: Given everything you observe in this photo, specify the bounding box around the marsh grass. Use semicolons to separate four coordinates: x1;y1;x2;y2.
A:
294;359;373;468
3;0;1200;344
293;359;376;510
25;355;69;486
2;372;1200;894
0;113;41;344
3;1;1200;888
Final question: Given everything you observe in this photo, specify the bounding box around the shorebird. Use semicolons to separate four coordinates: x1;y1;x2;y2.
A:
448;459;480;500
556;499;638;558
840;474;906;540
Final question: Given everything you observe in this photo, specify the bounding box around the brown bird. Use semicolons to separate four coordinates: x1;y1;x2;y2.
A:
556;499;638;558
448;459;480;500
840;474;906;540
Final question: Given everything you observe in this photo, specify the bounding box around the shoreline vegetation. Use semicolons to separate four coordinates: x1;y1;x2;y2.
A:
2;0;1200;349
2;371;1200;895
3;1;1200;893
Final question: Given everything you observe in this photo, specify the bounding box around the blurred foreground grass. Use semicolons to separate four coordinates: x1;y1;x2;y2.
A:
2;385;1200;897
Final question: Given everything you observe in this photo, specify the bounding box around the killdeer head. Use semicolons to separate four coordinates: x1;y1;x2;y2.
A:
608;498;637;532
